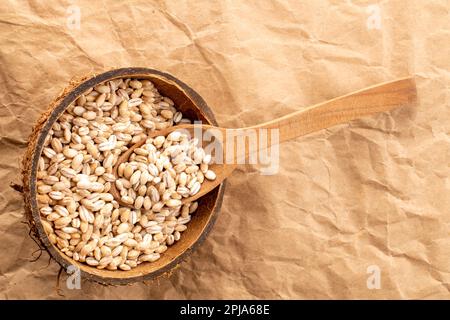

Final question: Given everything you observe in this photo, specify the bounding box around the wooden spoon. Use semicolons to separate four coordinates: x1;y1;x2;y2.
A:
111;77;416;206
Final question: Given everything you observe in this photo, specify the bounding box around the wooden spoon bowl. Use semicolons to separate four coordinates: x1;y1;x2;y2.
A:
22;68;226;285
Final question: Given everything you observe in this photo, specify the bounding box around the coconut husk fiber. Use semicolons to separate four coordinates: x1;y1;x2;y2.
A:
1;0;449;299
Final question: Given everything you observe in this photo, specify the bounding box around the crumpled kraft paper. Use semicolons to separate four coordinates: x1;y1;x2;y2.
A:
0;0;449;299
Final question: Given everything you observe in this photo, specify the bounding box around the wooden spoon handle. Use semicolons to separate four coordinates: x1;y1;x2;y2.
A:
247;77;416;144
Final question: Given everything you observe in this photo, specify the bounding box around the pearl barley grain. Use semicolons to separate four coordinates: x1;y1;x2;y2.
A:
36;77;208;271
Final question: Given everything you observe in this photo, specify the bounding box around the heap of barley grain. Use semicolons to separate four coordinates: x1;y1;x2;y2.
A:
36;78;215;271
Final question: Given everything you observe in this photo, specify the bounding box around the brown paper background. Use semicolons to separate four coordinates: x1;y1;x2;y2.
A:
0;0;449;299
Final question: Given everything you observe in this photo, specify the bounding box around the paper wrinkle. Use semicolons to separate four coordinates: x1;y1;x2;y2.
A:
0;0;449;299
